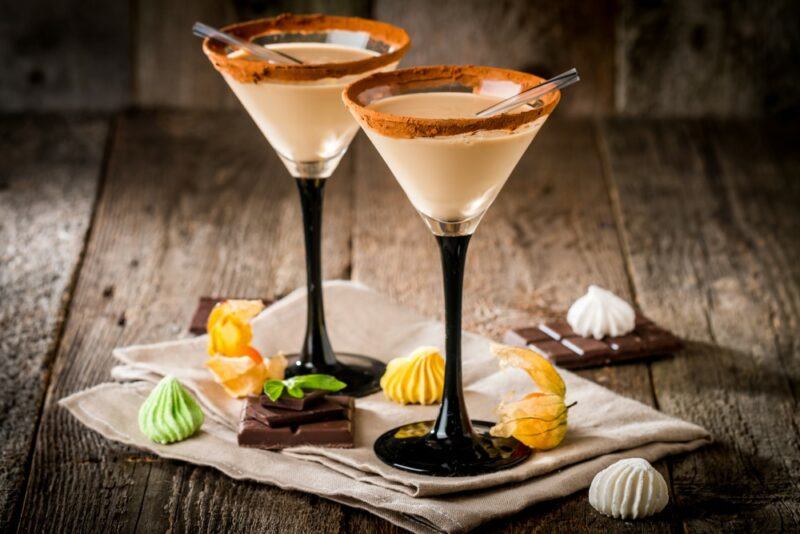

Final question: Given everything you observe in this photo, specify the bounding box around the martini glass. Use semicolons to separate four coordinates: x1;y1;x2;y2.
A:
203;15;410;396
344;66;561;475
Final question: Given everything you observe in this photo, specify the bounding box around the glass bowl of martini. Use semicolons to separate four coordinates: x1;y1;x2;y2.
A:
344;66;561;475
202;15;410;397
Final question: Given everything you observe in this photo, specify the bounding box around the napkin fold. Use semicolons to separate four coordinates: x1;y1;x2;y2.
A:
61;281;711;532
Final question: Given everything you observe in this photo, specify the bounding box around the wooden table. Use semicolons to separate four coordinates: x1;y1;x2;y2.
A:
2;111;798;532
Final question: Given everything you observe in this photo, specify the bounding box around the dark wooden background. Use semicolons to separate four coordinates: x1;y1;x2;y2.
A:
1;0;799;116
2;1;800;533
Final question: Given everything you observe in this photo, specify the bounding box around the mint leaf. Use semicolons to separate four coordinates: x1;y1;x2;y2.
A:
263;380;285;401
262;374;347;401
291;374;347;392
286;385;304;398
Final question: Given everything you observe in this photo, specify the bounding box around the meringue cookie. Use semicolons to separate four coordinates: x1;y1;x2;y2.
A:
138;376;204;444
567;285;635;340
380;346;445;405
589;458;669;519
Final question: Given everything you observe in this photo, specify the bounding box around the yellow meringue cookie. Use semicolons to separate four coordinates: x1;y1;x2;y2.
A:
380;346;445;405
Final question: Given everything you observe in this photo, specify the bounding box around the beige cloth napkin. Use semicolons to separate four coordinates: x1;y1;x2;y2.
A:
61;281;711;532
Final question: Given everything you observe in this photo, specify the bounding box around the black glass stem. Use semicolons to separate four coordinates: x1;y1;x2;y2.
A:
294;177;338;372
286;178;385;397
373;233;531;476
431;235;474;443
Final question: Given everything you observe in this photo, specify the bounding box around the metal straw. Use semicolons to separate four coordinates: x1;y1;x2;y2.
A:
475;68;580;117
192;22;304;65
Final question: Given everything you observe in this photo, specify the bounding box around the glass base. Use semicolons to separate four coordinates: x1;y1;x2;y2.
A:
417;210;485;236
285;352;385;397
373;420;531;476
277;148;348;178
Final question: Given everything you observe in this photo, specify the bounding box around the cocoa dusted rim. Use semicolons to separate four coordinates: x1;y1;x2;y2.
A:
203;13;411;83
343;65;561;139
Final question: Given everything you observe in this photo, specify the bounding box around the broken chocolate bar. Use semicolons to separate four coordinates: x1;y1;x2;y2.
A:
247;396;347;427
504;315;681;370
260;389;327;411
189;296;272;334
238;395;354;450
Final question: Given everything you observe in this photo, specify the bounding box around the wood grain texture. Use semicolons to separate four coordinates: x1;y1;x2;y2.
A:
16;109;355;533
617;0;800;117
134;0;238;109
0;115;107;530
0;1;130;111
350;118;671;530
599;119;800;530
11;112;799;531
233;0;371;20
373;0;615;117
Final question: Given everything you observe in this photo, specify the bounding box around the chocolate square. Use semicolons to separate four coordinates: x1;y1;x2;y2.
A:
529;340;575;361
640;329;682;353
538;320;575;341
561;337;608;357
260;389;327;411
238;395;354;450
608;334;644;354
247;396;346;427
504;313;681;370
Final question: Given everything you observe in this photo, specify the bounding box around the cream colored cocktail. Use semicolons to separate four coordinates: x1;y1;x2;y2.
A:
365;92;546;221
344;65;562;475
202;15;410;396
224;43;380;163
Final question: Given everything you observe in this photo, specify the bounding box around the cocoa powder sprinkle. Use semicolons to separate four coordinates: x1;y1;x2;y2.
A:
342;66;561;139
203;14;411;83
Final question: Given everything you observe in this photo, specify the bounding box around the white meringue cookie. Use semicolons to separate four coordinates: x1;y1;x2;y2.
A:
589;458;669;519
567;285;635;340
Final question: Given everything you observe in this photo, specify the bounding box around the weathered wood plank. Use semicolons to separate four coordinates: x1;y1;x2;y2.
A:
21;115;796;532
349;118;672;530
0;115;107;530
134;0;237;110
233;0;371;20
16;109;354;532
373;0;615;117
170;467;348;533
599;119;800;530
0;2;130;111
617;1;800;117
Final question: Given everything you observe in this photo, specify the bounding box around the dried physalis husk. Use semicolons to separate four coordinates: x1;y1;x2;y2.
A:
491;343;566;397
205;299;287;398
491;392;568;449
489;343;570;450
207;299;265;357
206;352;287;398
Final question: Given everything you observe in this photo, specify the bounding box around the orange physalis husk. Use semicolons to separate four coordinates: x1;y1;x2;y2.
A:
205;299;284;398
207;299;265;357
490;343;566;397
242;346;263;364
489;343;570;450
206;352;287;398
264;351;288;380
491;392;568;450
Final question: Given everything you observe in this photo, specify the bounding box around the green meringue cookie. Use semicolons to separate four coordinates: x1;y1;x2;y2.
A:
138;376;204;444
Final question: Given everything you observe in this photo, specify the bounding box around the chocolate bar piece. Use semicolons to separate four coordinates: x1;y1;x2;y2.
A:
503;314;681;369
189;296;272;334
247;396;347;427
260;389;327;411
503;326;551;347
238;396;354;450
